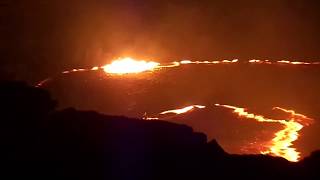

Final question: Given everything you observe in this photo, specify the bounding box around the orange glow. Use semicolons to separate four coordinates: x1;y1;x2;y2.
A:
214;104;313;162
247;59;320;65
91;66;99;70
248;59;272;64
35;57;318;161
145;104;313;161
101;57;160;74
179;59;238;65
160;105;206;115
273;107;313;125
36;57;320;87
277;60;311;65
144;117;160;120
35;78;52;87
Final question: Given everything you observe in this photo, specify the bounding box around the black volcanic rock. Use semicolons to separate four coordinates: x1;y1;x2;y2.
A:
46;108;211;179
1;81;320;180
207;139;226;155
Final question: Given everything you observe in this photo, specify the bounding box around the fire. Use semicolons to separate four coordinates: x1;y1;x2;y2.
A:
101;57;160;74
214;104;313;162
160;105;206;115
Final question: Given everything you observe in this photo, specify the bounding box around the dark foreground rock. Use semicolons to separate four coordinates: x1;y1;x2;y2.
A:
1;81;319;180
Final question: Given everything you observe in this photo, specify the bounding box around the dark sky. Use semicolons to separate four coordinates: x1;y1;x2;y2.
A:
1;0;320;159
1;0;320;82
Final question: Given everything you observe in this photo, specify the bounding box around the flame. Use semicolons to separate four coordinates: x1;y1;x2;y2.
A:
160;105;206;115
214;104;313;162
101;57;160;74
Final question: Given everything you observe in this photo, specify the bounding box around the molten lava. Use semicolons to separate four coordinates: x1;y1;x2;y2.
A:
145;104;313;162
35;57;317;162
214;104;313;162
102;57;160;74
160;105;206;115
36;57;320;87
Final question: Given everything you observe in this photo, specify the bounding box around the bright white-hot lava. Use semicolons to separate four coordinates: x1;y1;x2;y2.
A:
214;104;313;162
35;57;316;162
101;57;160;74
36;57;320;87
145;104;313;162
160;105;206;115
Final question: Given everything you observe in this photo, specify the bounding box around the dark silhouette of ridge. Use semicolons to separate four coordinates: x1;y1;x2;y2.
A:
0;81;319;179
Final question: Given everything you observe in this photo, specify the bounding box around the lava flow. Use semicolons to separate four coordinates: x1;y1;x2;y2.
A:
143;105;206;120
35;57;316;161
145;104;313;162
36;57;320;87
102;57;160;74
160;105;206;115
214;104;313;162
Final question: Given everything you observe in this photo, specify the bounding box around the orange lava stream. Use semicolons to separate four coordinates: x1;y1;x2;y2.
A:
146;104;313;161
34;57;317;161
36;57;320;87
214;104;313;162
159;105;206;115
143;105;206;120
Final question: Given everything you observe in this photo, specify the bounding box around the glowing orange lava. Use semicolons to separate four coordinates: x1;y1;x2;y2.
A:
214;104;313;162
36;57;320;87
159;105;206;115
35;57;317;162
101;57;160;74
145;104;313;161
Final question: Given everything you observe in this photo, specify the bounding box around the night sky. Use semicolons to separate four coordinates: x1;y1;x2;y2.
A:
1;0;320;158
2;0;320;82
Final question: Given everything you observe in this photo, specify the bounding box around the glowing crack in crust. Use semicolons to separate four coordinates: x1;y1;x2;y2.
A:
145;104;313;162
36;57;320;87
159;105;206;115
35;57;316;162
143;105;206;120
214;104;313;162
